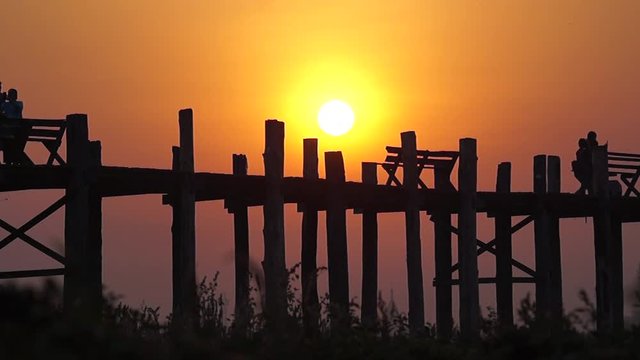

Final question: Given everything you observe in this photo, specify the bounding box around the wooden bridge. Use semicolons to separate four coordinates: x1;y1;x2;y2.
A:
1;109;639;340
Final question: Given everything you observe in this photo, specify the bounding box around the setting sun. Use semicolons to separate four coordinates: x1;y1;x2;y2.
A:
317;100;355;136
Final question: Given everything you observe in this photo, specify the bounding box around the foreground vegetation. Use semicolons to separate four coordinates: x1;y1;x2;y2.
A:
1;269;640;359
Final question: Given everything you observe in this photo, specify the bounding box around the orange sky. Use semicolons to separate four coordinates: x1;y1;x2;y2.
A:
1;1;639;322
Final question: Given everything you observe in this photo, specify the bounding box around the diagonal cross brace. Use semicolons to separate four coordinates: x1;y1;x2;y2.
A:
440;216;536;278
0;196;67;264
621;172;640;197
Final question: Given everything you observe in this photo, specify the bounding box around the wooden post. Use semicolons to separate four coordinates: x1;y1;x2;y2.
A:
171;109;197;329
325;151;349;323
263;119;287;328
495;162;513;328
458;138;479;341
401;131;425;335
361;162;378;328
592;145;613;333
547;155;563;320
232;154;249;332
301;138;320;335
533;154;551;319
434;162;453;339
64;114;92;316
87;140;103;320
610;188;624;332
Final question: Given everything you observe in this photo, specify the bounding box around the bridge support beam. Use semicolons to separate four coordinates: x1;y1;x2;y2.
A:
301;138;320;336
434;161;453;339
361;162;378;328
326;151;350;326
547;155;564;320
232;154;249;333
495;162;513;328
171;109;197;330
458;138;479;341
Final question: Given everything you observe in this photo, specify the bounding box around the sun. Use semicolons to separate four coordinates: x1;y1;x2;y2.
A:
318;100;355;136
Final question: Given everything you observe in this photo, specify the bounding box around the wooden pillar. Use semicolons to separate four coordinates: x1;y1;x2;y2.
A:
263;119;287;327
232;154;249;332
495;162;513;328
592;145;615;333
547;155;564;320
301;138;320;335
361;162;378;328
610;189;624;332
401;131;425;335
325;151;349;322
434;162;453;339
533;154;551;319
458;138;479;341
171;109;197;329
64;114;92;316
87;140;103;319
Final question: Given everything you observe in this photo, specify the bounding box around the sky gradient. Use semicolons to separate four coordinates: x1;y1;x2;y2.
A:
1;1;639;322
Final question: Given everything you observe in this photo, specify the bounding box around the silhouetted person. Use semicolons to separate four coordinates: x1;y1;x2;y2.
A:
586;131;598;150
2;89;23;119
573;138;591;195
0;88;26;165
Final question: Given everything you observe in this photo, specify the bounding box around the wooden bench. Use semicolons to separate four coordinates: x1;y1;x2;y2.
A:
0;118;66;165
608;151;640;197
382;146;458;190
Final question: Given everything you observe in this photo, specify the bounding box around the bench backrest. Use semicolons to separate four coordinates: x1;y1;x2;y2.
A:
608;151;640;177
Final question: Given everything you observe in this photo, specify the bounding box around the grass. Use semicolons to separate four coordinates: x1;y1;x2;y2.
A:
1;266;640;359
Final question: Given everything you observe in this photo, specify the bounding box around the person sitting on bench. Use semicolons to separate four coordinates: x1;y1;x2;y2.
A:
572;138;592;195
0;88;27;164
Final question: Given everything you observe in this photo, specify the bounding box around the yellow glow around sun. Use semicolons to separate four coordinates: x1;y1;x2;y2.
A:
318;100;355;136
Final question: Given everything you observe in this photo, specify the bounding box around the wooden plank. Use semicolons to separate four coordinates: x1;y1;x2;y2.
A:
434;161;453;339
443;277;535;285
547;155;563;321
171;109;197;330
325;151;350;324
63;113;92;316
232;154;250;333
608;151;640;159
361;161;378;328
23;118;66;127
458;138;479;341
401;131;425;335
262;119;287;329
28;129;61;139
301;138;320;336
0;268;65;279
495;162;513;328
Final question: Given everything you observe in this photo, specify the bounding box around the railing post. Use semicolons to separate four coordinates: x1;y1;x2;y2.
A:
361;162;378;328
302;138;320;336
325;151;349;325
458;138;479;341
263;119;287;329
495;162;513;328
87;140;103;320
232;154;249;333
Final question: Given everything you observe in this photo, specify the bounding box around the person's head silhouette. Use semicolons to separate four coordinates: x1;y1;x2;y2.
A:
7;88;17;102
579;138;587;149
587;131;597;143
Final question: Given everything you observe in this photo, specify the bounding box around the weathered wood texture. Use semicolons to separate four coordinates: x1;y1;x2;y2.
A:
495;162;513;328
171;109;197;329
325;151;350;323
361;162;379;328
547;155;564;320
533;155;551;318
434;161;453;339
301;138;320;335
263;120;288;328
401;131;425;335
458;138;479;341
232;154;250;332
